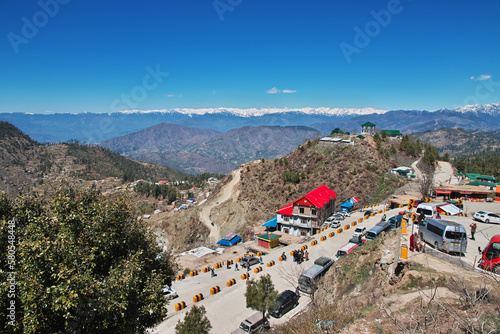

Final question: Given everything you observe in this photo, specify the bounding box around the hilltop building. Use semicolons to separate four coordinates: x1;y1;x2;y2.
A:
276;185;336;237
361;122;376;135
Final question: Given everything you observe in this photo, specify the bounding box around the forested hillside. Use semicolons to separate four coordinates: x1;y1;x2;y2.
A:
0;122;190;196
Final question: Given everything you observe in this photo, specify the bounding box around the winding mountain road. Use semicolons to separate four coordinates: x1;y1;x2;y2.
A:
199;169;241;243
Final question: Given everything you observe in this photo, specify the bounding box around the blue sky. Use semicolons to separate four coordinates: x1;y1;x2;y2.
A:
1;0;499;113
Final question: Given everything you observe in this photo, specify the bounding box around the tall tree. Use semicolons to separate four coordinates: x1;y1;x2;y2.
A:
175;305;212;334
244;274;279;322
0;187;175;334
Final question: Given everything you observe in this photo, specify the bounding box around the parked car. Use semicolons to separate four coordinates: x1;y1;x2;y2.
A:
332;213;345;221
363;210;373;218
232;312;268;334
352;226;367;238
162;285;178;300
349;236;366;245
474;211;500;224
240;257;260;268
388;215;402;229
269;290;299;318
339;211;350;217
325;216;341;228
479;235;500;274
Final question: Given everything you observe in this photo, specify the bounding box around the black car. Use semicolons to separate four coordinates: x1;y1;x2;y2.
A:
363;210;373;218
269;290;299;318
240;257;260;268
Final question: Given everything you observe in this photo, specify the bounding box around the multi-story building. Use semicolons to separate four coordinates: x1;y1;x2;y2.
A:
276;185;336;237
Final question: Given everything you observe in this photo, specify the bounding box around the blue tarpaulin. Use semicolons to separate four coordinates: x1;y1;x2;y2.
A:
217;232;242;246
262;216;277;228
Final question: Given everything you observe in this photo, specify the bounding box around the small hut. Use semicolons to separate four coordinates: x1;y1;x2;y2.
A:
256;233;281;249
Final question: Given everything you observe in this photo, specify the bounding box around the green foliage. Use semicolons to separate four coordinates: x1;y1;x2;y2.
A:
0;188;175;334
282;170;301;184
453;149;500;178
64;142;188;182
245;274;279;319
422;143;441;166
399;134;421;157
134;181;178;202
175;305;211;334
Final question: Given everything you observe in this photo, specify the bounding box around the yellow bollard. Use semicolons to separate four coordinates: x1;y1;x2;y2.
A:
401;245;408;259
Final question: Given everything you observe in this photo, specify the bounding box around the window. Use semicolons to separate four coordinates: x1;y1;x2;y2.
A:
311;209;317;215
444;231;466;240
284;217;289;222
485;242;500;260
427;223;444;236
300;230;307;236
301;218;307;225
299;208;304;214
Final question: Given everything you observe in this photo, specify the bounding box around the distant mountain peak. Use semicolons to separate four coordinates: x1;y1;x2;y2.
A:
118;107;388;117
450;103;500;115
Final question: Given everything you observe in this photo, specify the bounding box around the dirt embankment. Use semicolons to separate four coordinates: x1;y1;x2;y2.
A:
274;232;500;333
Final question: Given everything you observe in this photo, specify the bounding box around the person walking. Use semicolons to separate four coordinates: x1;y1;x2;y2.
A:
281;252;287;261
470;222;477;240
235;262;239;271
211;266;215;277
295;286;300;297
305;250;309;261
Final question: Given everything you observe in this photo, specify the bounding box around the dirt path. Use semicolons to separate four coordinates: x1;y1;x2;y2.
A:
199;169;241;243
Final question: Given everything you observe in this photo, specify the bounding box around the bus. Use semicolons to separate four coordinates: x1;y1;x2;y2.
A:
419;218;467;254
366;221;392;240
298;256;335;294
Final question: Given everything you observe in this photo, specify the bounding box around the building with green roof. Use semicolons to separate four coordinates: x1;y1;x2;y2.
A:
465;173;480;181
381;130;403;138
477;175;496;183
361;122;375;135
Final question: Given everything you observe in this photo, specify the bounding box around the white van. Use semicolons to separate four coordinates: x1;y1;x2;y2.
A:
416;203;436;218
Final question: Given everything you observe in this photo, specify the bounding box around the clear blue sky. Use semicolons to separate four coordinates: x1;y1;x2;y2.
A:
1;0;499;113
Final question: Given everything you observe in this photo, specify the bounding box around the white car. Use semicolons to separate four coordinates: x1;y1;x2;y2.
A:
325;216;341;228
162;285;178;300
352;226;367;238
473;211;500;224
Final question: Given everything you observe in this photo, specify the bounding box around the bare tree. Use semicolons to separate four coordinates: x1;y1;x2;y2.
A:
419;173;433;200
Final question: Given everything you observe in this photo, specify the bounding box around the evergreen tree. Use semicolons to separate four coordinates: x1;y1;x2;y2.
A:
0;188;175;334
175;305;212;334
244;274;279;322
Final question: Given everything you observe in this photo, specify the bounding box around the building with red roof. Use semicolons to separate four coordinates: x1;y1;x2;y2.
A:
276;185;336;237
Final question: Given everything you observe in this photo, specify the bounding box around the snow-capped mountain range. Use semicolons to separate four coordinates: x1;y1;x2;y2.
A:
119;106;388;117
0;103;499;144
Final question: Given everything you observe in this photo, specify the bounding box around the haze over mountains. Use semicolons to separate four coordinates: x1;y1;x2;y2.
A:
1;103;499;144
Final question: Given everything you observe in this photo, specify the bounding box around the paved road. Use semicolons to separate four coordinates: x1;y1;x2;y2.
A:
199;169;241;243
154;204;393;333
433;161;459;186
